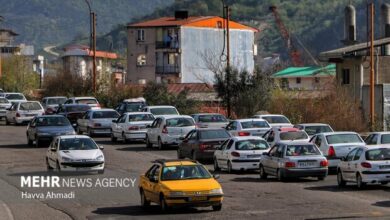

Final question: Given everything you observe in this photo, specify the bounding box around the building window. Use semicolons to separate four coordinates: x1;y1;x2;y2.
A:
137;54;146;66
168;53;176;64
296;77;301;84
342;69;350;84
137;29;145;41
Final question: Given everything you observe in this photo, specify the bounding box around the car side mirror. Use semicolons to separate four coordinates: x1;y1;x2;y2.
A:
99;146;104;150
213;174;220;179
262;152;269;156
50;147;57;152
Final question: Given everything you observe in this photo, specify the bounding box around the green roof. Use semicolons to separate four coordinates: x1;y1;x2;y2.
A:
272;64;336;78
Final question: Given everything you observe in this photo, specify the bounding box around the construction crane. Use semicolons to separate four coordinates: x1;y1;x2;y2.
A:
269;5;304;67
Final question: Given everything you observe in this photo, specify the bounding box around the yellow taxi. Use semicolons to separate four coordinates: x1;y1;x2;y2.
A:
139;159;223;211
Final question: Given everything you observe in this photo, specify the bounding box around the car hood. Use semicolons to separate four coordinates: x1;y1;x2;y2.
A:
37;126;74;134
59;149;102;160
161;179;221;191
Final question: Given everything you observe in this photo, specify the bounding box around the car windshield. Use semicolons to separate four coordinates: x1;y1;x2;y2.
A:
160;165;211;181
150;107;178;115
166;118;194;127
241;121;270;129
286;144;321;156
280;131;308;140
5;94;25;100
0;98;9;103
262;116;290;124
76;99;97;104
125;103;144;112
59;138;98;150
128;114;155;122
19;102;42;111
304;125;333;136
199;130;230;139
235;139;269;150
92;111;119;119
365;148;390;161
198;114;227;123
47;98;67;105
65;105;90;112
381;134;390;144
36;117;71;126
326;134;362;144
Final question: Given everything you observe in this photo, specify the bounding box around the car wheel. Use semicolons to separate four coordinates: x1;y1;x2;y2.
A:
212;204;222;211
146;136;152;148
157;137;164;150
5;118;10;125
27;135;33;146
213;158;220;171
98;169;104;174
111;133;117;142
277;169;284;181
356;173;366;189
337;170;346;187
259;165;268;179
177;149;184;159
227;161;233;173
46;158;53;171
35;138;40;148
160;195;169;211
140;189;150;207
56;161;61;172
122;132;128;144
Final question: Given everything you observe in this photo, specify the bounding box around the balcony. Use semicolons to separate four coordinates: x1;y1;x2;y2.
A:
155;41;179;50
156;66;180;74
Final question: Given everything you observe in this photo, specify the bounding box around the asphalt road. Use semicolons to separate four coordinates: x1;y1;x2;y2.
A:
0;121;389;220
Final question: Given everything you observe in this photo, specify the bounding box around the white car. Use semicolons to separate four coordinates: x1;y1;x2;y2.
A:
77;109;120;136
225;119;271;137
111;112;155;143
364;132;390;145
252;114;293;128
4;92;27;104
5;101;44;125
213;136;270;173
262;127;310;147
337;145;390;188
146;115;195;149
143;105;179;116
294;123;334;138
46;135;105;173
0;97;12;119
191;113;229;129
310;132;366;169
41;96;67;114
64;97;101;109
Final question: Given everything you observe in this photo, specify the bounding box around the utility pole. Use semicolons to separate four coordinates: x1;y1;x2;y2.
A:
92;12;97;95
225;4;231;118
369;2;375;130
0;15;3;80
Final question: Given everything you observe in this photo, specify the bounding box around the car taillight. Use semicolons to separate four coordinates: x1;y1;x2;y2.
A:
128;126;139;131
320;160;328;167
361;162;372;168
16;112;20;117
162;126;168;134
238;131;250;136
199;143;211;151
231;151;240;157
285;162;296;168
93;123;101;127
328;146;336;158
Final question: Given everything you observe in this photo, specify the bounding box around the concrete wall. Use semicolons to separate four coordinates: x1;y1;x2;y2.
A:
180;27;255;83
127;27;157;84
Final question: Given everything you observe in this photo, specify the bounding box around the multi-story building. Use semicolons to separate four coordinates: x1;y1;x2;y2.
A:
127;12;258;84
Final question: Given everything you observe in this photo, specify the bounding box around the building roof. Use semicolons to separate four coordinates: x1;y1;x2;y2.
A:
128;16;258;32
319;37;390;61
63;45;117;59
271;64;336;78
0;29;18;36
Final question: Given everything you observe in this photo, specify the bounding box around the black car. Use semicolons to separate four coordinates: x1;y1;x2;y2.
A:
55;104;91;127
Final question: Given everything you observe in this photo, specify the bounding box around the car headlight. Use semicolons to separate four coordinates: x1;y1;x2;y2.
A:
61;156;72;162
96;155;104;161
209;188;223;194
169;191;185;196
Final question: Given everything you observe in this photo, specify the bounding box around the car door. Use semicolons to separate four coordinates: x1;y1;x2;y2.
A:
349;148;364;179
78;111;88;132
150;118;162;143
186;130;199;157
148;165;161;203
47;138;60;167
28;118;37;141
342;148;358;181
214;139;228;164
222;139;234;166
7;103;17;122
117;114;127;136
263;145;278;174
142;165;158;201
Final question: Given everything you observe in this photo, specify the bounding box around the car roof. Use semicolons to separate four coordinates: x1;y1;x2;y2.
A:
192;113;224;116
254;114;287;117
231;136;265;141
36;115;66;118
235;118;267;122
4;92;24;95
147;105;176;109
296;123;330;126
62;104;90;107
19;101;40;104
158;115;192;119
274;127;300;132
124;112;153;115
195;128;228;131
58;135;91;139
365;132;390;135
88;108;116;112
321;131;358;136
276;141;315;145
153;159;198;166
69;97;97;100
363;144;390;150
43;96;67;99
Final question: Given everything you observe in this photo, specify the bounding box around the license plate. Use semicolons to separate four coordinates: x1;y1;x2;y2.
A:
189;196;207;201
380;165;390;169
299;162;316;167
